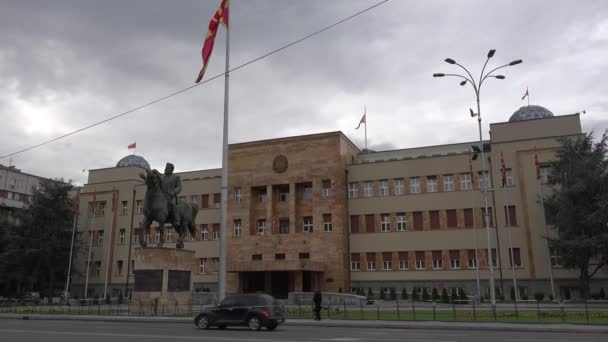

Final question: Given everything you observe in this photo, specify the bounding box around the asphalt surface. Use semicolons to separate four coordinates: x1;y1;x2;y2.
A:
0;319;606;342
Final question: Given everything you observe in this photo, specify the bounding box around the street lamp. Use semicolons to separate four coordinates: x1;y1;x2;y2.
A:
433;49;522;306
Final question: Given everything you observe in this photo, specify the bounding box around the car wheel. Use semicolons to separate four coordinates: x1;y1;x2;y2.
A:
196;315;210;330
247;315;262;331
218;325;227;330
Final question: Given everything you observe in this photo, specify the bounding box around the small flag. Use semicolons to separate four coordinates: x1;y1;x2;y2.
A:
356;111;366;130
534;146;541;180
521;87;529;100
128;142;136;149
195;0;229;83
500;152;507;187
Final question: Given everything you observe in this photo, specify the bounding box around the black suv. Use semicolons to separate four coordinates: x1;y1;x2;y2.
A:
194;293;285;331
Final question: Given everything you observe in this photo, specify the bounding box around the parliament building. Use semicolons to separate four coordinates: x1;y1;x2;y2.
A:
70;106;608;299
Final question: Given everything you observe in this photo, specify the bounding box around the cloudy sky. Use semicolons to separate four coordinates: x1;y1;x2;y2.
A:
1;0;607;184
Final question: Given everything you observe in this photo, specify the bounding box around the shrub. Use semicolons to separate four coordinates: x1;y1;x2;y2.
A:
450;291;458;303
401;288;408;300
389;287;396;300
367;288;374;300
459;288;468;302
441;289;449;303
564;288;571;300
510;287;516;301
534;292;544;302
431;288;439;301
379;288;386;300
422;288;430;301
117;293;123;304
105;294;111;304
411;288;419;302
600;288;606;300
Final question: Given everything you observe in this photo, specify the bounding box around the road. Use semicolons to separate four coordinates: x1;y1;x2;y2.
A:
0;319;606;342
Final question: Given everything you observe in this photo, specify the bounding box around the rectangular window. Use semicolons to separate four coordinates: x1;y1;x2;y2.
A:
509;247;522;267
190;195;198;204
506;169;514;187
430;211;440;230
257;219;267;235
98;202;106;216
380;214;390;232
348;182;358;198
95;261;101;276
155;229;160;243
540;166;551;184
413;211;423;231
136;200;143;214
279;219;289;234
383;252;393;270
427;176;437;192
199;258;206;273
365;214;375;233
490;248;498;268
446;209;457;228
450;250;461;269
415;251;425;270
299;252;310;259
390;179;402;197
213;193;221;208
396;213;407;231
322;179;331;197
432;251;443;269
323;214;332;232
399;252;409;270
119;229;126;244
478;171;491;190
201;194;209;208
257;190;267;204
212;224;220;240
350;215;359;233
201;224;208;240
363;181;373;197
504;205;517;226
98;230;104;245
410;177;421;194
167;228;173;242
279;190;289;202
301;183;313;200
350;253;360;271
468;250;478;269
233;219;241;237
460;173;472;191
379;180;388;196
234;187;241;204
443;175;455;192
116;260;123;275
252;254;262;261
121;201;128;215
550;248;562;267
303;216;313;233
275;253;286;260
366;252;376;271
464;208;474;228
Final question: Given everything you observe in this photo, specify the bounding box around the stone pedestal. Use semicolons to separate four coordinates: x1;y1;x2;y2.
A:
129;247;196;316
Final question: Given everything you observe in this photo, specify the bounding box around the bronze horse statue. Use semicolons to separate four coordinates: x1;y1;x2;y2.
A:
139;169;198;249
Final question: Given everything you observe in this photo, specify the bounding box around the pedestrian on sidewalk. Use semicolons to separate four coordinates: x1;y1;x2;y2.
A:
313;290;322;320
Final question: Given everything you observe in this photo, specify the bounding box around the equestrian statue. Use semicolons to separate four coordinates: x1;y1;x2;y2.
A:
138;163;198;249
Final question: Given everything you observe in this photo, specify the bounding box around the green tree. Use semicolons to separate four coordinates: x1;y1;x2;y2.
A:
411;288;419;301
534;292;545;302
441;288;449;303
367;288;373;300
545;132;608;299
422;288;430;301
379;288;386;300
0;179;74;297
459;288;468;302
389;287;396;300
431;288;439;301
401;288;408;300
450;291;458;303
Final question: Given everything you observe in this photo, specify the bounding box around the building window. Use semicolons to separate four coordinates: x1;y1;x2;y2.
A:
299;252;310;260
550;248;562;267
394;178;404;195
257;219;267;235
155;229;160;243
144;229;150;244
350;215;360;233
383;253;392;270
415;251;425;270
118;229;126;244
367;253;376;271
396;213;407;231
95;261;101;276
478;171;491;190
413;211;423;231
97;230;104;245
490;248;498;268
233;219;241;237
399;252;408;270
365;214;375;233
213;193;221;208
252;254;262;261
190;195;198;204
432;251;443;269
322;179;331;197
201;224;208;240
323;214;332;232
464;208;474;228
427;176;437;192
301;183;313;200
234;187;241;204
430;211;440;230
504;205;517;226
350;253;360;271
348;182;358;198
506;169;514;187
136;200;143;214
199;258;206;273
201;194;209;208
460;173;472;191
410;177;421;194
121;201;128;215
257;190;267;204
450;250;461;269
99;202;106;216
446;209;457;228
468;250;478;269
116;260;123;275
540;166;551;184
212;224;220;240
379;180;389;196
303;216;313;233
275;253;286;260
279;191;289;202
279;219;289;234
509;248;522;268
363;181;373;197
380;214;390;232
167;228;173;242
443;175;455;192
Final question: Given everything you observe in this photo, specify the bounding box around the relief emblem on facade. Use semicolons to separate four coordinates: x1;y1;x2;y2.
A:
272;155;288;173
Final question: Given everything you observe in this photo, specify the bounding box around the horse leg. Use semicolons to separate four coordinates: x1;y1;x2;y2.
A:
157;221;165;247
140;218;151;248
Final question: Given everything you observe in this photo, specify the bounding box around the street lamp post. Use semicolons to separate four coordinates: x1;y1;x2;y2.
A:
433;50;522;305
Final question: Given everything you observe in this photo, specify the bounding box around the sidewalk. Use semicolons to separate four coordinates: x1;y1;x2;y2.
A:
1;313;607;334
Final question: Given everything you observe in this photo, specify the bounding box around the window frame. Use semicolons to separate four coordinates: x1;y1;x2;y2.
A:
427;176;438;193
410;177;421;194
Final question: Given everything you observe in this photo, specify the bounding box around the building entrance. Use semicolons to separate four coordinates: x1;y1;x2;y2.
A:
239;271;320;299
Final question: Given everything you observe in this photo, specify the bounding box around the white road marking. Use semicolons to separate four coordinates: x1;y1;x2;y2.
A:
504;339;594;342
365;332;468;337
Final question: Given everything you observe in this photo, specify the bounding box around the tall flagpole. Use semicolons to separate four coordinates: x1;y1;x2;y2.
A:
538;172;556;300
64;211;78;303
84;189;96;299
468;153;481;301
364;106;368;151
218;0;230;301
505;185;519;300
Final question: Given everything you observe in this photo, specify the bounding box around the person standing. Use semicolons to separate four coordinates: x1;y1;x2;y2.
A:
313;290;322;320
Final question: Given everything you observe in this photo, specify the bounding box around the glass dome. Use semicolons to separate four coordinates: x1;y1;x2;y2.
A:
116;155;151;170
509;105;554;122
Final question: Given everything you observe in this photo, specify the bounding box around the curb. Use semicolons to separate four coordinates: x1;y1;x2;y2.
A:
1;314;607;334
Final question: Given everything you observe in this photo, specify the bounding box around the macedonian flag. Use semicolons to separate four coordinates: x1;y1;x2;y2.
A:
195;0;229;83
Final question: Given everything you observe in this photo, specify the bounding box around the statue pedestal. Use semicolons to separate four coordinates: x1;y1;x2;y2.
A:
129;247;196;315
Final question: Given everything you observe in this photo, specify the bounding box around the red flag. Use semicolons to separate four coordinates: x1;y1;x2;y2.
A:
195;0;229;83
534;146;541;180
355;113;366;129
500;152;507;187
128;142;136;149
521;87;529;100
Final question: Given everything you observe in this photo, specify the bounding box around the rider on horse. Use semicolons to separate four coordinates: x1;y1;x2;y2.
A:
162;163;182;226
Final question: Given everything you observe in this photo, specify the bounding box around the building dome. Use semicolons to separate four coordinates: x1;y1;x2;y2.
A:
509;105;554;122
116;155;151;170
